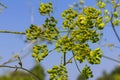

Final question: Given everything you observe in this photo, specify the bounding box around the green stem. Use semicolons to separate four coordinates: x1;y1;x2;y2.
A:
0;30;25;35
63;29;70;65
63;52;66;65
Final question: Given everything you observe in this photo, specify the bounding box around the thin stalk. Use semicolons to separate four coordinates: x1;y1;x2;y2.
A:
72;52;81;73
2;40;36;65
0;2;7;8
102;55;120;63
110;2;120;44
0;30;25;35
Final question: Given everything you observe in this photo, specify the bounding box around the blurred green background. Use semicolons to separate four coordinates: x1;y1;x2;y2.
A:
0;64;45;80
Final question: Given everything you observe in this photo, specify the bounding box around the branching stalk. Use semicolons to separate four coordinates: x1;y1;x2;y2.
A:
0;65;41;80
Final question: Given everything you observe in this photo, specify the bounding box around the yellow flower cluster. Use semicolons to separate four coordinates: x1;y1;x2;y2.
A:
72;44;90;62
71;29;99;43
43;16;59;41
97;1;106;8
47;64;68;80
26;16;59;41
81;65;93;79
87;48;102;64
113;19;120;26
55;36;74;53
32;44;48;62
72;44;102;64
39;2;53;15
57;6;104;63
25;24;42;40
113;11;119;18
76;14;87;26
62;7;78;29
83;7;101;19
104;9;111;23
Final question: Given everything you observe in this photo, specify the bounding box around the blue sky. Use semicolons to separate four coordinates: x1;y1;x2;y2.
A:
0;0;120;80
